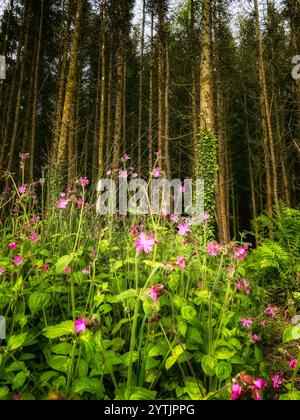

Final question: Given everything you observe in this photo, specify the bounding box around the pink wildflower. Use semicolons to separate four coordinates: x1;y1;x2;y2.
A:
65;265;71;274
13;256;24;266
30;215;40;224
170;214;179;223
135;232;156;254
76;198;84;209
122;153;131;162
75;318;87;334
177;256;186;271
18;185;26;195
57;198;69;209
41;264;49;273
79;177;90;187
231;383;243;400
161;208;168;218
252;333;260;343
253;379;267;390
147;287;159;304
289;359;298;369
82;268;90;276
271;374;282;389
241;318;253;328
153;167;162;178
265;305;277;319
107;169;112;176
235;245;249;260
155;150;162;158
28;232;39;243
0;266;4;275
9;242;18;251
178;222;191;237
207;242;221;257
132;172;139;179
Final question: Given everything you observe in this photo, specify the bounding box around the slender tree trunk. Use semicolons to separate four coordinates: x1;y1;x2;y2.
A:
138;0;146;175
30;0;44;179
106;51;113;170
98;7;106;178
55;0;84;176
148;3;154;174
164;43;171;179
254;0;279;210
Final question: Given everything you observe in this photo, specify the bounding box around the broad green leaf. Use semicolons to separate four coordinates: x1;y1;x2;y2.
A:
279;391;300;400
0;386;9;400
39;371;60;387
112;318;130;335
28;292;50;315
108;289;137;303
201;355;217;377
55;255;74;275
42;321;74;339
165;345;186;370
216;362;232;381
8;333;27;352
215;347;236;360
47;356;70;373
184;377;206;400
12;371;29;391
50;343;74;355
181;305;197;321
283;325;300;343
129;387;157;400
148;344;168;358
73;378;104;397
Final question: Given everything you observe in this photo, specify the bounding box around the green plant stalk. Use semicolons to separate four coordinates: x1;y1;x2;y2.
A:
126;253;140;398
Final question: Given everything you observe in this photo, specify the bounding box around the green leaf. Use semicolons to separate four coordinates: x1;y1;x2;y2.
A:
129;387;157;400
165;345;186;370
28;292;50;315
108;289;137;303
181;305;197;321
279;391;300;400
39;371;60;387
12;371;29;391
283;325;300;343
47;356;70;373
73;378;104;397
0;386;9;400
201;355;217;377
184;377;206;400
7;333;27;352
215;347;236;360
216;362;232;381
112;318;130;335
42;321;74;339
50;343;74;356
230;355;245;365
55;255;74;275
148;344;168;358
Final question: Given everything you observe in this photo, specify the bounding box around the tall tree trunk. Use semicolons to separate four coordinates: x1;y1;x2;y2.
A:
98;6;106;178
148;2;154;174
164;43;171;179
30;0;44;179
138;0;146;175
254;0;279;210
55;0;84;176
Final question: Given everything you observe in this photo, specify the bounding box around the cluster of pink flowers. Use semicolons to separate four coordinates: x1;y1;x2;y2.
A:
178;222;191;237
135;232;156;254
207;242;222;257
30;215;40;224
0;266;4;275
28;232;39;244
232;374;268;401
57;197;69;210
237;279;251;296
235;245;249;260
241;318;253;328
265;305;277;319
9;242;18;251
13;256;24;266
271;374;282;389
